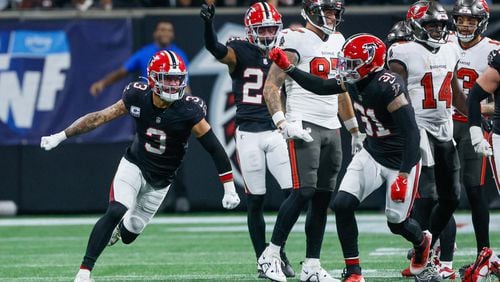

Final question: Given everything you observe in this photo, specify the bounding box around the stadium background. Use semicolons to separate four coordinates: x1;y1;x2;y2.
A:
1;6;499;214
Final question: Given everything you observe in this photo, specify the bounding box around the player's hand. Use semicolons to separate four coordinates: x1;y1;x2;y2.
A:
200;3;215;22
278;120;313;142
90;81;105;96
470;126;492;156
222;181;240;209
351;131;366;155
40;131;67;151
269;48;293;71
390;175;407;203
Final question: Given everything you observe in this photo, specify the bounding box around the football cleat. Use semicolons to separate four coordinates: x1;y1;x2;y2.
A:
414;263;443;282
438;266;456;280
411;231;432;275
341;269;365;282
107;223;121;246
461;247;493;282
490;260;500;279
257;263;266;279
258;247;286;282
280;251;296;278
74;269;94;282
300;260;340;282
402;266;414;277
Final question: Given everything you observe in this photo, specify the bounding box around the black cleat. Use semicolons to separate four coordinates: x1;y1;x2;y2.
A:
280;251;295;278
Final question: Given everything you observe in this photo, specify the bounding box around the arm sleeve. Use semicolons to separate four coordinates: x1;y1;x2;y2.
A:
203;21;228;60
287;67;343;95
468;83;491;127
391;104;421;173
197;129;232;175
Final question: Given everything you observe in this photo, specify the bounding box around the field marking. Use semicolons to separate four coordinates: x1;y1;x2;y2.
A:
1;214;499;234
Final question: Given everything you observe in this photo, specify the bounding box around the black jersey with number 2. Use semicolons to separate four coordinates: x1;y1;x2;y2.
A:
122;81;206;188
227;39;275;132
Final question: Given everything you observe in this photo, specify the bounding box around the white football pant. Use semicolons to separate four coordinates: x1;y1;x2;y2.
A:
111;157;170;234
339;149;421;224
235;128;292;195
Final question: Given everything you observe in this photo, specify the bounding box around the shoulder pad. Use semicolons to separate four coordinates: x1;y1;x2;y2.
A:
488;49;500;73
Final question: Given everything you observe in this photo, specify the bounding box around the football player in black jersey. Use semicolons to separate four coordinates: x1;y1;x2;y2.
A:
467;48;500;281
200;2;296;278
41;50;241;282
268;34;441;282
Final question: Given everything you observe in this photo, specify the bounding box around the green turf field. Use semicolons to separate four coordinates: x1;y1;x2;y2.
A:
1;213;499;281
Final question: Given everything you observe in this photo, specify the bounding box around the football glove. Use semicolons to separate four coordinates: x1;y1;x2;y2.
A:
351;131;366;155
222;181;240;209
390;175;407;203
279;120;313;142
200;3;215;22
470;126;492;156
40;131;67;151
268;48;294;72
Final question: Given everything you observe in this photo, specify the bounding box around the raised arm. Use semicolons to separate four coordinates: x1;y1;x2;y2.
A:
40;100;128;151
268;48;344;95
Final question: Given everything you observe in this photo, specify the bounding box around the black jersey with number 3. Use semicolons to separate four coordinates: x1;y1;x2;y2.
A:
122;81;206;188
227;39;275;132
346;70;418;170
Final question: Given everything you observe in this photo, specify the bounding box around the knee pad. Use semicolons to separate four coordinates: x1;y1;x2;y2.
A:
385;208;405;224
124;215;147;235
333;191;359;213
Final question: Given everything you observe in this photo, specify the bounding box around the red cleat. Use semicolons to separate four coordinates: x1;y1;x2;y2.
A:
411;231;432;275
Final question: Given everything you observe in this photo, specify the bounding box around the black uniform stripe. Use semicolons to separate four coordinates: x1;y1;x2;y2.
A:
261;2;270;19
165;50;178;68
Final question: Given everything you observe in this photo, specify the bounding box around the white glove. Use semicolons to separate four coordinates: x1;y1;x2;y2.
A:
40;131;67;151
351;131;366;155
279;120;313;142
222;181;240;209
470;126;492;156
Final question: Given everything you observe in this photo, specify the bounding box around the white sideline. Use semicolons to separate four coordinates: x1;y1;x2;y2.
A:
0;214;499;234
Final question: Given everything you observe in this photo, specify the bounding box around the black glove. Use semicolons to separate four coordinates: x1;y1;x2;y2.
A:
482;118;493;133
200;4;215;22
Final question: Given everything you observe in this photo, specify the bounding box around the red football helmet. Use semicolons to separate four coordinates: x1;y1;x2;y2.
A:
244;2;283;51
147;50;188;102
337;33;386;83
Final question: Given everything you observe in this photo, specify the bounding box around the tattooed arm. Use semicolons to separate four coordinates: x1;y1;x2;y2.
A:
41;100;128;151
264;50;298;126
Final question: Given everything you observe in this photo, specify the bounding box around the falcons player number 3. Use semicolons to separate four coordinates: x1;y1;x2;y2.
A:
242;68;264;104
145;128;166;154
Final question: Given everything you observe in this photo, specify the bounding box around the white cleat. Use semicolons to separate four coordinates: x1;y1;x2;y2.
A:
107;224;121;246
258;247;287;282
300;259;340;282
74;269;94;282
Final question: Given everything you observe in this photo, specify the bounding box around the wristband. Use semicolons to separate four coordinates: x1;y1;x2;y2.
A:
344;117;358;131
272;111;286;126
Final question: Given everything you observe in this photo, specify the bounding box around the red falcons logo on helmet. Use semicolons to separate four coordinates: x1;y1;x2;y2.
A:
407;3;429;20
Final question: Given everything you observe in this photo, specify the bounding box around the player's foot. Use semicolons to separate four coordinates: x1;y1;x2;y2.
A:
280;251;295;278
402;266;414;277
414;263;442;282
107;223;121;246
74;269;94;282
490;260;500;278
257;263;266;279
258;247;286;282
461;247;492;282
300;259;340;282
437;266;455;280
341;268;365;282
411;231;432;275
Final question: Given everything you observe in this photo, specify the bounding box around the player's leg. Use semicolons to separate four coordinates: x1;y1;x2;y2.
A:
266;129;296;277
120;182;170;244
259;124;321;282
430;138;461;248
334;149;383;281
77;158;141;279
236;129;268;260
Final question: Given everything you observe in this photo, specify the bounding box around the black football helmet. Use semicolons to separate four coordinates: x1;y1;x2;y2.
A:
406;0;449;48
452;0;489;43
301;0;344;35
387;20;413;45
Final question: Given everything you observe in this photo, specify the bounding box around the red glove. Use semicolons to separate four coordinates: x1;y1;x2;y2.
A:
390;175;408;203
268;48;292;71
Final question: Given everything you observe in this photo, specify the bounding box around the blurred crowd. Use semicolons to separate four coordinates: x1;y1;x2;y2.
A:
1;0;495;11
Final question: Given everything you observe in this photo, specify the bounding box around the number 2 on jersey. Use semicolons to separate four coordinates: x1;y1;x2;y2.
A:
421;72;452;109
242;68;264;104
